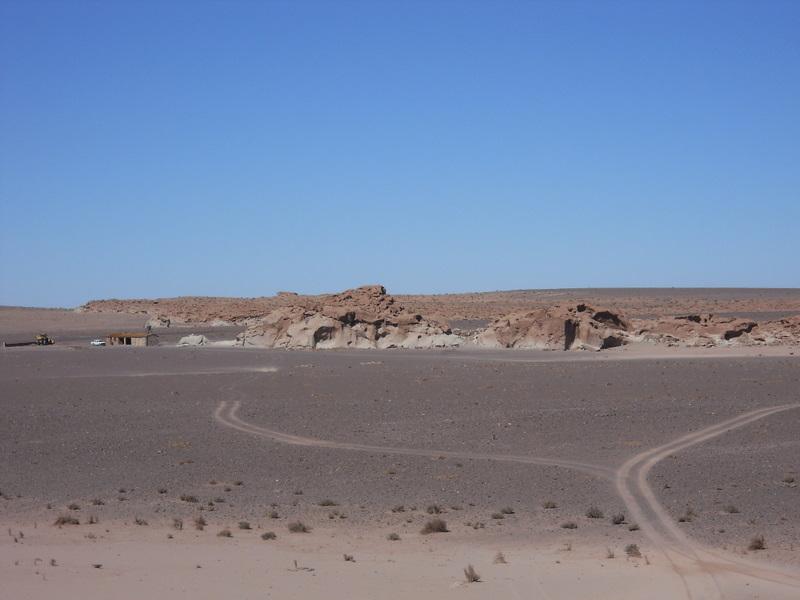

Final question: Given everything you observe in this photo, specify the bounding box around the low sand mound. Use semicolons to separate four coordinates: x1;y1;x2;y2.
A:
476;304;630;351
238;285;462;349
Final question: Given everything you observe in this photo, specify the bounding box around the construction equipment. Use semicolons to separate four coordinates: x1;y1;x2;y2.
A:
3;333;54;348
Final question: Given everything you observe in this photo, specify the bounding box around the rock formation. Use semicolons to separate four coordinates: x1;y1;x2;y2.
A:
476;304;629;350
238;285;462;349
632;314;758;347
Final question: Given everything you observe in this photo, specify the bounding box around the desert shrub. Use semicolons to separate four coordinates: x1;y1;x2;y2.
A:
748;535;766;551
261;531;276;540
628;523;640;531
134;517;148;526
180;494;198;503
391;505;405;513
625;544;641;558
387;532;401;541
67;503;80;511
542;501;557;509
173;518;183;530
54;515;79;526
561;521;578;529
611;513;625;525
268;510;279;519
238;521;251;530
318;499;338;507
343;554;355;562
491;512;504;520
464;564;481;583
724;505;739;514
586;506;603;519
288;521;310;533
493;551;507;564
91;498;104;506
217;529;232;538
194;516;206;531
420;518;448;534
426;504;443;514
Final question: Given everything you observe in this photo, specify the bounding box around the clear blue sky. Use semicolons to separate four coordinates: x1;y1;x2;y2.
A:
1;1;798;307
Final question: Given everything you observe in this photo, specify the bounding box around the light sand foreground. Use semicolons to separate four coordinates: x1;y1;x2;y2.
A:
3;521;800;600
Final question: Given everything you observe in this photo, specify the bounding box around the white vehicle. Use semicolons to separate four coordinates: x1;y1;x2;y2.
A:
90;339;106;347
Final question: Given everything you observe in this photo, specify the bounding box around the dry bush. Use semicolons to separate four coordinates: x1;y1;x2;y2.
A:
611;513;625;525
318;499;338;507
261;531;276;540
268;510;279;519
173;518;183;531
493;551;507;564
54;515;79;526
67;503;80;511
391;505;405;513
238;521;251;530
561;521;578;529
724;505;740;514
542;501;557;509
387;532;401;541
628;523;640;531
491;512;504;520
134;517;148;526
91;498;104;506
748;535;766;551
194;516;207;531
420;518;448;534
88;515;99;524
180;494;198;503
463;564;481;583
585;506;603;519
625;544;642;558
343;554;355;562
217;529;232;538
288;521;310;533
606;548;615;559
426;504;443;515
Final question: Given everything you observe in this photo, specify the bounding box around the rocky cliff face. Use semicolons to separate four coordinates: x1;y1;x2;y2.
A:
476;304;630;350
238;285;462;349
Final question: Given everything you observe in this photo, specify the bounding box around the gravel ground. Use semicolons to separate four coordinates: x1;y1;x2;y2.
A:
1;346;797;561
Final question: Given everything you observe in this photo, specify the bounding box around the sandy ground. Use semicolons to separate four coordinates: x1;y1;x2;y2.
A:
1;312;800;598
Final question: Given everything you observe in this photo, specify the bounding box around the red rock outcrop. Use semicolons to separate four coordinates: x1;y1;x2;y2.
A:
476;304;630;350
238;285;461;349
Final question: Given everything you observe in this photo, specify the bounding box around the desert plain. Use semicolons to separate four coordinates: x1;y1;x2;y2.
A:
1;287;799;600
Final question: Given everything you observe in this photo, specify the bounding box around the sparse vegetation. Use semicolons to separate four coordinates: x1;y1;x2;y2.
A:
134;517;148;526
180;494;198;503
611;513;625;525
387;532;401;541
318;499;338;507
421;518;448;534
343;554;355;562
91;498;104;506
542;500;558;509
67;503;80;511
268;510;279;519
158;488;167;494
585;506;604;519
724;505;740;514
238;521;251;530
288;521;310;533
606;548;615;559
494;551;507;564
391;505;405;513
426;504;443;514
54;515;79;526
217;529;232;538
194;516;207;531
748;535;766;551
88;515;98;524
463;564;481;583
678;506;696;523
261;531;276;540
173;518;183;531
625;544;642;558
561;521;578;529
491;512;504;520
628;523;640;531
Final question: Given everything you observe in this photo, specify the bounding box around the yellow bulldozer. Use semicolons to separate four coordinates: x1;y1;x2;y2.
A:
35;333;54;345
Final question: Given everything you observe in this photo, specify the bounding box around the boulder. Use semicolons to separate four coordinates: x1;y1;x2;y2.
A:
177;334;209;347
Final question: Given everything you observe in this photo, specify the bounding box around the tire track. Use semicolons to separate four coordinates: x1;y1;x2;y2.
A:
214;383;800;599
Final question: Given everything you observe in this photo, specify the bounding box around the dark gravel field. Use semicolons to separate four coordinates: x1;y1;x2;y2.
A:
1;346;798;557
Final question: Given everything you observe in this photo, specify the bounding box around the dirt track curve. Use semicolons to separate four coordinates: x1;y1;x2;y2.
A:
214;376;800;600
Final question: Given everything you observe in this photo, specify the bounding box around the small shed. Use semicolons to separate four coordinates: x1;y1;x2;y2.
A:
106;332;158;347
